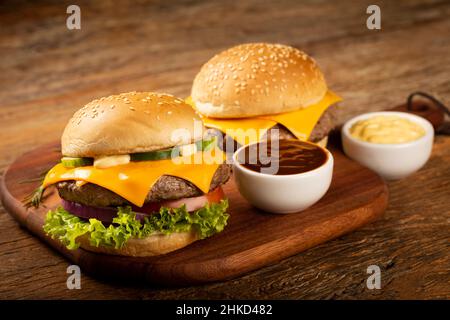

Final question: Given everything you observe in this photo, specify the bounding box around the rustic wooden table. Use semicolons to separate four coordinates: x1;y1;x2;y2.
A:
1;0;449;299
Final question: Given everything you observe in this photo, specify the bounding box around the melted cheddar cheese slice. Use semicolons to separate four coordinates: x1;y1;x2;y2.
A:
197;117;275;146
187;91;342;145
43;151;225;207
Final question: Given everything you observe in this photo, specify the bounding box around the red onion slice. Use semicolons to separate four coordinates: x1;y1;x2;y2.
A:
61;199;148;223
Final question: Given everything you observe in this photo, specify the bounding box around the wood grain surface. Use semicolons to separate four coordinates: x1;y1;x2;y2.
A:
0;0;449;299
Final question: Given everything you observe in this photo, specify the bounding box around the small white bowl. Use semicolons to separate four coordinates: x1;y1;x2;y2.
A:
232;142;334;214
342;111;434;180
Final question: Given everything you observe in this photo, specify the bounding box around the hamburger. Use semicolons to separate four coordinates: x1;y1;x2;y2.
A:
188;43;342;149
36;92;231;257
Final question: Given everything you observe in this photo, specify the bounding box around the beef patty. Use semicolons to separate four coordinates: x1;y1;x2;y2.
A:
57;164;232;207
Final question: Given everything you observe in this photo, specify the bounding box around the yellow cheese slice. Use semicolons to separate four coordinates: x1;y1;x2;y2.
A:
43;151;224;207
197;117;276;146
186;91;342;145
185;97;276;145
259;91;342;140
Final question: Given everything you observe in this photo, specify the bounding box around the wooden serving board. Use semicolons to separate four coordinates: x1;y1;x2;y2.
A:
0;142;388;285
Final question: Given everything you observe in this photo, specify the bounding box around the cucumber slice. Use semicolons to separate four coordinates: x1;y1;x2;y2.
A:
196;137;217;151
130;147;180;161
61;157;93;168
130;138;216;162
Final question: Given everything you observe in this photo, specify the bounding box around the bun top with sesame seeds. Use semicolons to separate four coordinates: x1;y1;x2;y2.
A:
62;92;204;157
191;43;328;118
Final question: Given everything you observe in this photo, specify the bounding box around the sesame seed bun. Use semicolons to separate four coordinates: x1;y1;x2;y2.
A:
62;92;204;157
191;43;328;118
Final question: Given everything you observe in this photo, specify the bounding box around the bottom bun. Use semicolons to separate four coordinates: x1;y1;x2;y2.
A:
77;230;198;257
316;136;328;148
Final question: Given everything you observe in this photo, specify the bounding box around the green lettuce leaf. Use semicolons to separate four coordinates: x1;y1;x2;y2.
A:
43;200;229;250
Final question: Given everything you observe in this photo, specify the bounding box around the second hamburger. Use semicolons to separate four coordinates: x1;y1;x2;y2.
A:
188;43;342;149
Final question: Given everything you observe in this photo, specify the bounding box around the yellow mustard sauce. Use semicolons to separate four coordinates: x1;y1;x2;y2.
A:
350;115;426;144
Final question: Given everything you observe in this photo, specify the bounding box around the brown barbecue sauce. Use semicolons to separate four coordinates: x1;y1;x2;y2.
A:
239;139;328;175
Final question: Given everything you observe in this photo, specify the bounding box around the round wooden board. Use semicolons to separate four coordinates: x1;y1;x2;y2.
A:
0;141;388;286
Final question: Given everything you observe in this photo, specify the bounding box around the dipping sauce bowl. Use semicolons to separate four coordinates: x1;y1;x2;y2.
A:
342;111;434;180
232;139;333;214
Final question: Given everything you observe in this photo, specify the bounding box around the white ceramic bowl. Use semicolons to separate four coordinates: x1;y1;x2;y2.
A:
342;111;434;180
232;142;334;214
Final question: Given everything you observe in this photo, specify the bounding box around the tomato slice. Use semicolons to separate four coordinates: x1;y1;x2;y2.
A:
131;187;225;214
